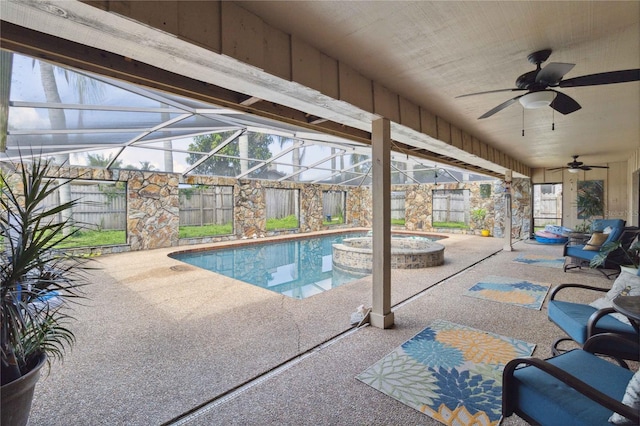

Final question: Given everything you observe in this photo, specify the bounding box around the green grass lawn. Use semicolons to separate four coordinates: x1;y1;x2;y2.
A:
57;229;126;248
391;218;405;226
266;215;299;230
432;221;469;229
179;223;233;238
323;215;344;226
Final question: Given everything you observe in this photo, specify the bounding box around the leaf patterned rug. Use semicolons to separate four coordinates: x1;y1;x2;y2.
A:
512;253;565;269
463;275;551;310
357;320;535;426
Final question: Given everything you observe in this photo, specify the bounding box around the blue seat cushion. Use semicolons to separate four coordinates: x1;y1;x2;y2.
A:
511;349;634;426
605;226;624;245
548;300;636;344
565;245;599;260
592;219;626;245
592;219;625;233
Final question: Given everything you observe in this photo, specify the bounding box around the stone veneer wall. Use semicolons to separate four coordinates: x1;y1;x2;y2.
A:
14;166;531;253
402;182;495;235
184;175;354;240
492;177;532;239
5;166;180;255
127;171;179;250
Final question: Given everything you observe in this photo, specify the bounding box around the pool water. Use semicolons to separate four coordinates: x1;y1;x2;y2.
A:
171;232;368;299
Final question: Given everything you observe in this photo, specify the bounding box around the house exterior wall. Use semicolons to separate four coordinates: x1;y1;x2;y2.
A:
531;160;632;228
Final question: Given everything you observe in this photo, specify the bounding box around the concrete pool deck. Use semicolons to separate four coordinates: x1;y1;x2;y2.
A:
28;232;617;425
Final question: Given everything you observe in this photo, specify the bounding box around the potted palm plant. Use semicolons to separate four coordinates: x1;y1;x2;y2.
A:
590;239;640;275
1;159;90;426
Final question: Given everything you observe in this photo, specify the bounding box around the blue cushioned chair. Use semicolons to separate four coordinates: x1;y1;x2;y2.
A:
564;219;626;278
548;283;639;366
503;334;639;426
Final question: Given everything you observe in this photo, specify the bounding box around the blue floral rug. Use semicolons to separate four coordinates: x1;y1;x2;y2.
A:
357;320;535;426
464;275;551;310
512;253;565;269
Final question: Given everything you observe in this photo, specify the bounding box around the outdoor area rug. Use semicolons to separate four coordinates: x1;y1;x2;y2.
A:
356;319;535;426
512;253;565;269
463;275;551;310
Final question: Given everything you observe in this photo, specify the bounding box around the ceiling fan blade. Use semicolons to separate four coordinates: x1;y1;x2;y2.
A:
456;88;526;98
559;69;640;88
580;166;592;171
478;95;524;119
550;90;581;115
546;167;566;171
536;62;575;85
584;165;609;169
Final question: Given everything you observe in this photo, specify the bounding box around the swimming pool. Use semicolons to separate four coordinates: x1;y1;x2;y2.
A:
170;232;441;299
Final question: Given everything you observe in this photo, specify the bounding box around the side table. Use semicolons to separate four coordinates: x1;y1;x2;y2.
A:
612;295;640;333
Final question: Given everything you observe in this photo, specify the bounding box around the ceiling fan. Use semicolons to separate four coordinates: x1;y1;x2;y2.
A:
457;49;640;119
547;155;609;173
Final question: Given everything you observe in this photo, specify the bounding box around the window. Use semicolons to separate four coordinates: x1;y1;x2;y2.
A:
179;185;233;237
532;183;562;229
266;188;299;230
323;190;345;225
391;191;406;226
42;180;127;247
432;189;469;229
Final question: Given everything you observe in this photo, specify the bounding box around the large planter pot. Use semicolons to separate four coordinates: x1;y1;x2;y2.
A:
1;352;46;426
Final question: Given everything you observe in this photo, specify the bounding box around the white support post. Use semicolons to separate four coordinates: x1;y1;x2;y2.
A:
370;118;394;329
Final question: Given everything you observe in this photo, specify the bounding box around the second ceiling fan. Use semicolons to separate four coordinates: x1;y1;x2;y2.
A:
457;49;640;119
547;155;609;173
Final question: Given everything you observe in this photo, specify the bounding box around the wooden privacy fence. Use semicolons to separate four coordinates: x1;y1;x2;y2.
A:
43;183;126;230
266;188;298;219
322;191;345;217
433;190;468;224
391;192;405;220
533;193;562;226
535;194;562;219
179;186;233;226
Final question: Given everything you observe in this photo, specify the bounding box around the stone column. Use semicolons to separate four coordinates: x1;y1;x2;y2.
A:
370;118;394;329
503;170;513;251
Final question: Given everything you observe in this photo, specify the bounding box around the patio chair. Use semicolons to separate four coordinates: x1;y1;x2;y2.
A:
547;271;640;366
502;333;640;426
563;219;627;278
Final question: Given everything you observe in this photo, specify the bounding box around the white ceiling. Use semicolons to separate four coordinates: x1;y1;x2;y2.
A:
1;1;639;173
238;1;639;170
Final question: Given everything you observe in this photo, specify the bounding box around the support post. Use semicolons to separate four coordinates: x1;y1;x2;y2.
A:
370;118;394;329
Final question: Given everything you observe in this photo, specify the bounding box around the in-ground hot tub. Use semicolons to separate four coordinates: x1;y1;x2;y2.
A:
332;236;445;276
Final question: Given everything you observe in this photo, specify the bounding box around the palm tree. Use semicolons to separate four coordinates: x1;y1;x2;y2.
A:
0;51;12;153
239;133;249;174
86;153;123;168
161;111;174;172
273;135;306;181
38;60;104;235
138;161;156;171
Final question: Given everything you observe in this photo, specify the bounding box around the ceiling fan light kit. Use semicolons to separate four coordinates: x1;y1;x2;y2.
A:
519;91;556;109
457;49;640;120
567;167;580;174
